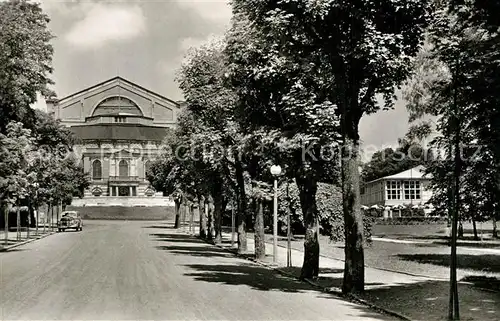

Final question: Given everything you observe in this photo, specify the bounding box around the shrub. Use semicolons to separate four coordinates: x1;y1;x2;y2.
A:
376;216;447;225
276;182;373;242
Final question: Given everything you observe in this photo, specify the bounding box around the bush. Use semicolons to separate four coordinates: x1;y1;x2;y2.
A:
376;216;447;225
276;182;373;242
400;207;426;217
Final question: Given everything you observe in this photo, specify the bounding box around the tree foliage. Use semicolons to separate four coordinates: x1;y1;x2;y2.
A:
403;0;500;232
230;0;432;293
0;0;54;131
361;138;430;183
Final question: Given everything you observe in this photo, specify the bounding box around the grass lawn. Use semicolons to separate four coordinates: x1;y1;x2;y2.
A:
242;222;500;282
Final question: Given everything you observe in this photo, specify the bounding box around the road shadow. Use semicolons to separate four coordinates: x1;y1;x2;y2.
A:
155;244;234;258
154;238;202;243
397;253;500;273
183;261;398;320
184;262;332;293
0;248;27;253
279;266;384;288
150;233;196;239
143;225;177;229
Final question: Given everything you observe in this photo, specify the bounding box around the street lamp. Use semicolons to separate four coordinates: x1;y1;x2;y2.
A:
270;164;282;263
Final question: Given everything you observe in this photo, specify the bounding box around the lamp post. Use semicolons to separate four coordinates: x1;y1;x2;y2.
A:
270;164;282;263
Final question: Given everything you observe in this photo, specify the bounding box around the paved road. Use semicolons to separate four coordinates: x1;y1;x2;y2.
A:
1;220;396;320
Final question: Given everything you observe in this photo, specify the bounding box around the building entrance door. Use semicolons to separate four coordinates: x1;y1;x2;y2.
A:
118;186;130;196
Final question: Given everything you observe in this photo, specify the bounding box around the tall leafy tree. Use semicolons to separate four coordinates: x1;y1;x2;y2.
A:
0;0;54;131
177;39;241;245
1;122;34;234
226;7;343;281
402;1;500;317
230;0;432;293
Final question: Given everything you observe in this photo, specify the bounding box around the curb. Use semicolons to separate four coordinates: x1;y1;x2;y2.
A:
0;232;56;252
276;270;413;321
182;230;413;321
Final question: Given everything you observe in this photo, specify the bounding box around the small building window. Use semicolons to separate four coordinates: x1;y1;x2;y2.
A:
386;180;401;200
404;180;421;200
92;160;102;180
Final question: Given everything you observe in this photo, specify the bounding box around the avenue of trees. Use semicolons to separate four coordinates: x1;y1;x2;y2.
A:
149;0;500;300
148;0;434;294
0;0;90;234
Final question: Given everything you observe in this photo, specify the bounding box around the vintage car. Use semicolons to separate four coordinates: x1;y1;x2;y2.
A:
58;211;83;232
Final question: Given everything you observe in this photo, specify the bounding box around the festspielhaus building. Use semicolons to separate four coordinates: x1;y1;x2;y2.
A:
47;77;181;205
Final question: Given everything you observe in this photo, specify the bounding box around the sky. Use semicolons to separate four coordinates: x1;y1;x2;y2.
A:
30;0;412;160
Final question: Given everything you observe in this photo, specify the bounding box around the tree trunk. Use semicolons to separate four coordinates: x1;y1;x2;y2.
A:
296;174;319;280
207;202;214;241
198;196;206;238
51;204;54;231
341;137;365;294
174;199;181;228
254;197;266;260
493;218;498;238
234;158;247;253
4;204;9;246
213;193;223;245
44;204;49;234
472;218;478;240
16;204;21;240
189;203;195;233
57;200;61;226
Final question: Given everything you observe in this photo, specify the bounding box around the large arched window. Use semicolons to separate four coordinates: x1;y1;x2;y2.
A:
92;96;143;117
92;160;102;180
119;159;129;177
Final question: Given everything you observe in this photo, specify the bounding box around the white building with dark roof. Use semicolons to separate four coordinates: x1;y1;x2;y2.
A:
48;76;182;203
360;166;433;217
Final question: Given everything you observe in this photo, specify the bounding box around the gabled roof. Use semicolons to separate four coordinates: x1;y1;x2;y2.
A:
384;165;428;180
57;76;180;106
365;165;431;184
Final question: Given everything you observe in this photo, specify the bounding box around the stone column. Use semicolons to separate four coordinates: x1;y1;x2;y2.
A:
129;186;133;197
103;157;110;179
130;158;137;177
83;156;91;173
109;158;116;177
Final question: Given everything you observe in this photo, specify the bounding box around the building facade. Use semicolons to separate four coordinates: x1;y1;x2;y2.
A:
48;77;182;200
360;166;433;217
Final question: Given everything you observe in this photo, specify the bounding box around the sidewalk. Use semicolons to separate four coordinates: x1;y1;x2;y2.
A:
183;224;500;321
0;225;56;251
373;236;500;255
